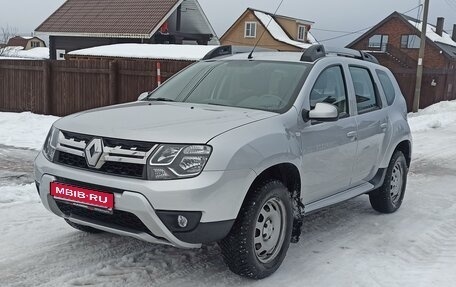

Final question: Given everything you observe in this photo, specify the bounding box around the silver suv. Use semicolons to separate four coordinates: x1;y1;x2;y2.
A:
35;45;412;279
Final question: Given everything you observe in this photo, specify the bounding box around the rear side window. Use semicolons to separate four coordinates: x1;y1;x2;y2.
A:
376;70;396;106
349;66;380;113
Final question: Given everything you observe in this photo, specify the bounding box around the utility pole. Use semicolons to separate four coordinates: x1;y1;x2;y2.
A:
413;0;430;113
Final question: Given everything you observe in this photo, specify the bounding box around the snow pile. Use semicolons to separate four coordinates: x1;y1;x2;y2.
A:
68;44;218;61
18;47;49;59
0;184;39;206
0;46;49;59
254;11;312;49
408;20;456;47
0;112;59;150
408;100;456;132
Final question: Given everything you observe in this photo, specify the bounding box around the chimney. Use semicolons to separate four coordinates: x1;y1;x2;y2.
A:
436;17;444;37
453;24;456;42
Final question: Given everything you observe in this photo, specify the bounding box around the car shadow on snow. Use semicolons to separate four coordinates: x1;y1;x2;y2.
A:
38;195;384;286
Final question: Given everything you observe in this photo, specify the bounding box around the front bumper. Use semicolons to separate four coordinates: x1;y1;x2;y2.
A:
34;152;256;248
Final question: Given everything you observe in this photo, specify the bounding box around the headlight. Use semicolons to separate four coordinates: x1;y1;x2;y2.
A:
43;126;59;162
147;144;212;180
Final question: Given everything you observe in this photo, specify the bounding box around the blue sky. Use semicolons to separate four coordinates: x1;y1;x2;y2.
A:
1;0;455;46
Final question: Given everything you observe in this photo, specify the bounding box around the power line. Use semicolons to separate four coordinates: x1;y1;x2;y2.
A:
403;3;423;14
410;1;422;48
318;27;373;43
316;4;424;43
444;0;456;12
311;28;364;34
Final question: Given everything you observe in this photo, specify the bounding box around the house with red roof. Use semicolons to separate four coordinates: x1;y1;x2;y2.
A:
35;0;218;60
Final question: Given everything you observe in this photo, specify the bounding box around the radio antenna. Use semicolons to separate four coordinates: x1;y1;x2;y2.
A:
248;0;286;59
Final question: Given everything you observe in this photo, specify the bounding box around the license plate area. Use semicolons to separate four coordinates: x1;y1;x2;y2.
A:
50;182;114;212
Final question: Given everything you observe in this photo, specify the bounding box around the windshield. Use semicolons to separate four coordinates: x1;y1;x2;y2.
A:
146;60;310;113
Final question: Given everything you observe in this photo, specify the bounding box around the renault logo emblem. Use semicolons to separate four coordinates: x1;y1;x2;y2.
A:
85;138;103;168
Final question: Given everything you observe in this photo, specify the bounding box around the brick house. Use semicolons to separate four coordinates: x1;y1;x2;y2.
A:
35;0;218;60
220;8;315;51
347;12;456;109
6;36;46;50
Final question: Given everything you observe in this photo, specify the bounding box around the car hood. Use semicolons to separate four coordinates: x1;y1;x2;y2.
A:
54;101;277;143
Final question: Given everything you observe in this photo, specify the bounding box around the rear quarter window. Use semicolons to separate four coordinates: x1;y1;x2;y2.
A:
376;70;396;106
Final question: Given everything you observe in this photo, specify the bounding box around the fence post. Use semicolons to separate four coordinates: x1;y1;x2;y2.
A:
156;61;162;87
42;60;52;115
109;60;118;105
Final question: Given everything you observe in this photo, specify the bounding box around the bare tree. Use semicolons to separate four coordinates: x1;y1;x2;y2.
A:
0;25;19;56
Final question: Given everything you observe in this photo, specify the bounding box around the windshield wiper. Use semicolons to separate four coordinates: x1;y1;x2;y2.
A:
204;102;231;108
147;97;176;102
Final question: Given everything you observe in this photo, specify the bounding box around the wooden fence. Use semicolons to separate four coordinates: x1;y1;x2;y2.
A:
1;59;455;116
0;59;193;116
394;68;456;111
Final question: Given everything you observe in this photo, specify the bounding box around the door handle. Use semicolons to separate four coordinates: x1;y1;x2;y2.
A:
346;131;357;139
380;123;388;131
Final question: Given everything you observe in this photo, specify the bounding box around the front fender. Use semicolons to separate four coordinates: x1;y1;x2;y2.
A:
205;109;301;173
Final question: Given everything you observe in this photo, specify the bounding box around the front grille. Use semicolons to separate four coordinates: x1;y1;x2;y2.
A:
103;138;154;153
54;130;157;179
57;151;87;169
56;201;154;236
56;151;146;179
100;161;145;178
61;130;92;144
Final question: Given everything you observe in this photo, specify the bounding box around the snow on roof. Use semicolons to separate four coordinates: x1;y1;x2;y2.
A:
307;32;318;44
0;47;49;59
408;19;456;47
68;44;218;61
253;11;312;50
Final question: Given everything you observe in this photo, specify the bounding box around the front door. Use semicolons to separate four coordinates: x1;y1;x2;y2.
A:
301;65;358;204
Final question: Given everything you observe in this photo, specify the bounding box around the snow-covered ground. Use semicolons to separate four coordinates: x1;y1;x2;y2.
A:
0;46;50;60
0;102;456;286
0;112;58;150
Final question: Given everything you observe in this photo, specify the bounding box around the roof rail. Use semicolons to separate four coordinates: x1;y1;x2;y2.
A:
300;44;379;64
202;45;276;60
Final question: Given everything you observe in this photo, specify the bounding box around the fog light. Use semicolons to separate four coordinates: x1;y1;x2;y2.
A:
177;215;188;228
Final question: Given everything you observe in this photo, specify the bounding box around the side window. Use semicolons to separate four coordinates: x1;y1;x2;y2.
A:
349;66;380;113
376;70;396;106
310;66;348;117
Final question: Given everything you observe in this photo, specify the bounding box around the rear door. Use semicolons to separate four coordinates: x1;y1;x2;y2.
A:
348;65;388;185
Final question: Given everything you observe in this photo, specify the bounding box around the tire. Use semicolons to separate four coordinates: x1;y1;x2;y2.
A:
64;219;104;233
218;180;293;279
369;151;408;213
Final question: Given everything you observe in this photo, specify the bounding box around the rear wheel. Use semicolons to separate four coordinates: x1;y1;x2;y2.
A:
64;219;104;233
369;151;408;213
219;180;293;279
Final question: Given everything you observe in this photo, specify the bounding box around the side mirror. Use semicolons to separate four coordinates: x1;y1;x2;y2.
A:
138;91;150;101
307;103;339;122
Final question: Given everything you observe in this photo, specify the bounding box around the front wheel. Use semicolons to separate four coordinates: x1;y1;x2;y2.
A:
369;151;408;213
219;180;293;279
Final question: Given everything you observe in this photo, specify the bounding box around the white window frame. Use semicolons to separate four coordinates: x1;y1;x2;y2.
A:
244;22;257;38
56;49;66;60
297;25;306;41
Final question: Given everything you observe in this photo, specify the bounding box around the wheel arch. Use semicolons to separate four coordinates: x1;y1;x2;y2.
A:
242;162;304;243
394;140;412;167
